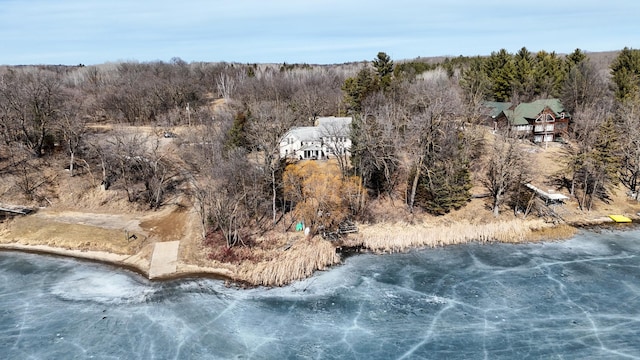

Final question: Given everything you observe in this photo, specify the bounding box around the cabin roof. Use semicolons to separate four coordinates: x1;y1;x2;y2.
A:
500;99;570;126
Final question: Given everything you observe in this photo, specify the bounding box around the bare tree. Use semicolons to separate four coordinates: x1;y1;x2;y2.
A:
217;67;243;100
560;101;618;210
318;118;351;177
351;93;401;197
482;135;529;216
6;145;55;202
245;100;297;225
404;76;464;211
1;68;65;156
618;100;640;199
59;112;87;177
561;59;609;114
289;69;344;122
107;129;177;208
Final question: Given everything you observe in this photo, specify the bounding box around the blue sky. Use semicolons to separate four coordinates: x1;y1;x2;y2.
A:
1;0;639;65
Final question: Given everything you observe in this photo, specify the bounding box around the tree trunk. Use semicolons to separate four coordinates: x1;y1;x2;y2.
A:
100;157;109;190
493;193;501;216
272;167;277;225
69;151;75;177
408;155;424;211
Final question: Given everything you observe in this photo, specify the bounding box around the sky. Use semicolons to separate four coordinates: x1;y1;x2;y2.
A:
1;0;639;65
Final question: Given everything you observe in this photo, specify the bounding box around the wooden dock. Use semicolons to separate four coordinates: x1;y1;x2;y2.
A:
0;204;34;215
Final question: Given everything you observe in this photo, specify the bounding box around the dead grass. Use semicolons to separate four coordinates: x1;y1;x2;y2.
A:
140;207;187;241
1;215;143;255
525;223;578;242
356;219;552;253
236;236;340;286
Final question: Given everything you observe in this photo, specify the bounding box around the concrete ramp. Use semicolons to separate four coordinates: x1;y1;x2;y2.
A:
149;241;180;279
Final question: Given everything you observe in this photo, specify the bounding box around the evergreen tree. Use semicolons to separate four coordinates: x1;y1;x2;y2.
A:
610;47;640;102
226;111;249;150
342;67;379;113
459;57;491;108
592;117;620;189
372;52;394;90
485;49;516;101
512;47;536;101
533;51;565;98
413;149;471;215
561;57;604;113
565;48;587;69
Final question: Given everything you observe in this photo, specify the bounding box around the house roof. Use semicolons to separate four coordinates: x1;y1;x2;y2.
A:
299;143;323;152
484;101;512;118
286;126;319;142
316;116;352;137
283;116;353;143
502;99;569;126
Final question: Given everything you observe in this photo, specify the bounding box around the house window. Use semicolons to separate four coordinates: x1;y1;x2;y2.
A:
545;124;554;132
546;114;554;122
535;125;544;132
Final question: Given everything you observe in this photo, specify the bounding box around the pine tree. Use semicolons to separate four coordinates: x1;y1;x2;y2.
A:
611;47;640;102
342;67;379;113
533;51;565;98
373;52;394;90
512;47;536;101
485;49;516;101
414;157;471;215
459;57;491;108
226;111;249;150
565;48;587;69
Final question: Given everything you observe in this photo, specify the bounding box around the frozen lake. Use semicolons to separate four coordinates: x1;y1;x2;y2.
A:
2;228;640;359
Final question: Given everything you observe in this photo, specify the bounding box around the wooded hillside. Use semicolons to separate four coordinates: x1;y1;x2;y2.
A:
2;48;640;257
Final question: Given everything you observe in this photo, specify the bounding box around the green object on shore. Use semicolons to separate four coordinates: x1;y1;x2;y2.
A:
295;222;304;231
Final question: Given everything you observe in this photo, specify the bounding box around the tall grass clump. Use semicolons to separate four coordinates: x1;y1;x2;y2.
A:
360;219;554;253
237;237;340;287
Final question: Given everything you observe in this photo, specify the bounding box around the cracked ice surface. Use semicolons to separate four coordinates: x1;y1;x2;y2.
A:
2;229;640;359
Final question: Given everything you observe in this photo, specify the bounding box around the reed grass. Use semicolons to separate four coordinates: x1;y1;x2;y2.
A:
359;219;555;253
237;237;340;287
525;223;578;242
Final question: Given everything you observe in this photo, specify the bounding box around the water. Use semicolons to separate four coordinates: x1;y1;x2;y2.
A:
2;228;640;359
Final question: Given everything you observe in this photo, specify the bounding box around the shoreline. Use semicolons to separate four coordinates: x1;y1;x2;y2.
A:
0;243;235;283
3;217;634;287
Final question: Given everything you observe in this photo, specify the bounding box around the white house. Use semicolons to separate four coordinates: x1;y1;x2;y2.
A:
280;116;352;160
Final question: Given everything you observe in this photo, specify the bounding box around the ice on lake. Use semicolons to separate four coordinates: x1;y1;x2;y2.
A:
2;228;640;359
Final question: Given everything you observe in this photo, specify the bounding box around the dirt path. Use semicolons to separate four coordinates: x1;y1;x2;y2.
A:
35;210;145;233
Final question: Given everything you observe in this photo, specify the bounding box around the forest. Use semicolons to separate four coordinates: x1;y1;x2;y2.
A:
1;47;640;253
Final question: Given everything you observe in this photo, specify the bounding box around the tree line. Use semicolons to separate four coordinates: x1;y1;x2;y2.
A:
1;47;640;249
